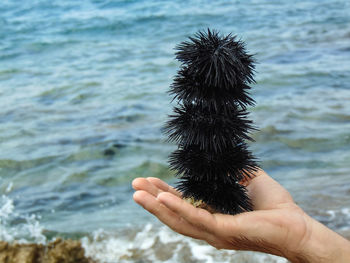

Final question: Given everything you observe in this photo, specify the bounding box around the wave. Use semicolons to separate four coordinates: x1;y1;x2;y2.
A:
81;224;287;263
2;184;349;262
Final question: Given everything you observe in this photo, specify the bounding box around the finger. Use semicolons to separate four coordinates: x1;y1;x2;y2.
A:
146;177;182;197
133;190;209;240
246;171;294;210
132;178;162;197
157;192;218;235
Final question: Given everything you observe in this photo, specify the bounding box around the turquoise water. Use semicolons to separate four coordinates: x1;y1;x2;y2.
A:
1;0;350;262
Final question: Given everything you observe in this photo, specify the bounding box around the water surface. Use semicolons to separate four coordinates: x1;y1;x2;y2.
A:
0;0;350;262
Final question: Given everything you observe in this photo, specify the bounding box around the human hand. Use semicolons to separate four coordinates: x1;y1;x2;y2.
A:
132;169;350;262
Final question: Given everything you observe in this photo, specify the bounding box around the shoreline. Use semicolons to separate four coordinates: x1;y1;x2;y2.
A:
1;229;348;263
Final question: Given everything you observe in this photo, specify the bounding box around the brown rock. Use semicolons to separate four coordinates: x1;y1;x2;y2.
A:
0;239;95;263
0;242;44;263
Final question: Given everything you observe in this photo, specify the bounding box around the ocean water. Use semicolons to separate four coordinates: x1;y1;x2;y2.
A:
0;0;350;262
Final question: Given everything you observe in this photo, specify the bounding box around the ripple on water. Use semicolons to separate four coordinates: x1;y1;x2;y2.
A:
1;0;350;257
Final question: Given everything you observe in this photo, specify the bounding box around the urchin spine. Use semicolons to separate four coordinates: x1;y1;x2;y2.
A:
164;29;259;215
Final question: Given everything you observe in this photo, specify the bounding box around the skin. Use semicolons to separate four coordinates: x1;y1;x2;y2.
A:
132;169;350;262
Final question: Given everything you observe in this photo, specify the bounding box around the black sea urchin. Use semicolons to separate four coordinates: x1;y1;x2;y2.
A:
164;29;259;215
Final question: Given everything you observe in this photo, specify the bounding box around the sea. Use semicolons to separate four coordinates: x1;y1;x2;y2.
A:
0;0;349;262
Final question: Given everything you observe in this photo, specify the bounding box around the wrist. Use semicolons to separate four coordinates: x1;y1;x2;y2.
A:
287;213;350;263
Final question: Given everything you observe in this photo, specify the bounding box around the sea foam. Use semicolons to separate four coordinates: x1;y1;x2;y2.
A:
0;187;46;244
81;223;287;263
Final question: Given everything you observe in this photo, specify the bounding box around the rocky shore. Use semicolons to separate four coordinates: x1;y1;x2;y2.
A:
0;239;95;263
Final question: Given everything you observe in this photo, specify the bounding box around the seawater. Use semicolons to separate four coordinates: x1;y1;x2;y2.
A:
0;0;350;262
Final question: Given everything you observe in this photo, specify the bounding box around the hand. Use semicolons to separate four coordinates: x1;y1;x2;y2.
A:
132;169;350;262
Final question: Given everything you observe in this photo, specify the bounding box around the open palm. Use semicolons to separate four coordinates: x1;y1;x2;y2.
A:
132;169;312;260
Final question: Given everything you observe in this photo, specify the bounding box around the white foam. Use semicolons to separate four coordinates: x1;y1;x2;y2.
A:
81;229;132;263
81;224;288;263
5;182;13;193
340;208;350;216
190;243;220;263
326;208;350;218
132;223;154;250
0;192;46;244
325;207;350;231
0;195;14;219
326;210;336;220
24;214;46;244
0;195;15;241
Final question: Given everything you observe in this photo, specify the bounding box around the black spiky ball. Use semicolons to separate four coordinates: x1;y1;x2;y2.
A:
164;29;259;215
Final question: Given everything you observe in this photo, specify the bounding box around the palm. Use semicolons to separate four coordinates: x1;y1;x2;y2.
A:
132;169;309;258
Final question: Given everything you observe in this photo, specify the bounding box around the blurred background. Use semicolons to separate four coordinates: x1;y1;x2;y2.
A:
0;0;349;262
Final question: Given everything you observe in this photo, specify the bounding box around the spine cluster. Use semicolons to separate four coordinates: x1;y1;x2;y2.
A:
164;29;258;215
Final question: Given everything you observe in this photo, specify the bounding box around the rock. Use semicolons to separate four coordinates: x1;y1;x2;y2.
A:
103;149;115;156
0;239;95;263
0;242;43;263
112;143;126;149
